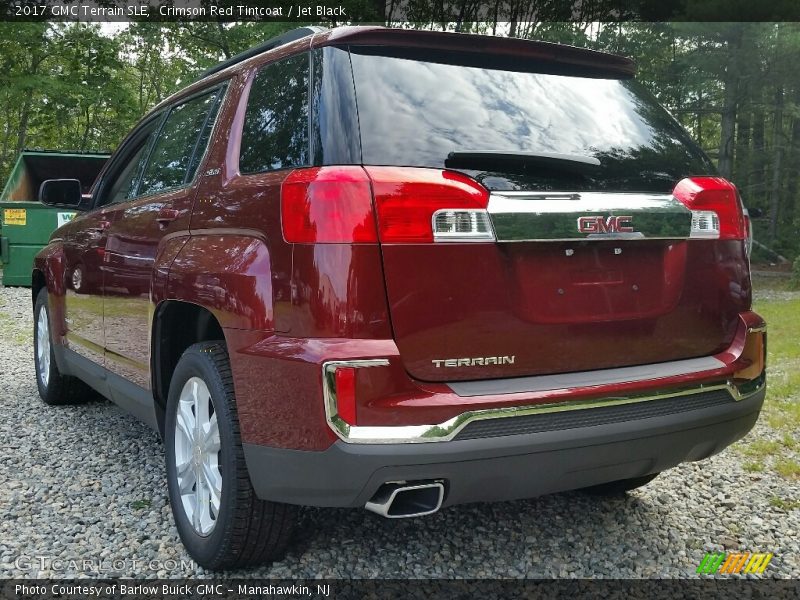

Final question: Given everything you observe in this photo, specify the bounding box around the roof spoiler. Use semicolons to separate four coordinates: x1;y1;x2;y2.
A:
323;27;635;79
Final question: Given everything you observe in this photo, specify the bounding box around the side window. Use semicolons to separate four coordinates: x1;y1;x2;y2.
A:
97;117;161;208
106;137;153;205
239;53;309;174
137;90;221;197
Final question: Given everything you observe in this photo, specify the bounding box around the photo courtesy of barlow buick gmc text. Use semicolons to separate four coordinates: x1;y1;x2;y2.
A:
0;1;798;593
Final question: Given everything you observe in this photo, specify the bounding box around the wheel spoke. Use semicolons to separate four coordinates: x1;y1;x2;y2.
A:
196;472;213;534
195;382;211;430
192;471;203;531
175;459;195;494
202;413;220;454
176;401;195;445
202;460;222;511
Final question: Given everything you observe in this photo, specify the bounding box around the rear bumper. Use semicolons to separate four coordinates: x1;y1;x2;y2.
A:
242;383;764;508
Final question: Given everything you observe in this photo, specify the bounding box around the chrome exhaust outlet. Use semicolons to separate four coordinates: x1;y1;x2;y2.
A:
364;481;445;518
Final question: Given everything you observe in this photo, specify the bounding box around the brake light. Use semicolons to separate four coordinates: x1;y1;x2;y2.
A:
365;167;493;243
281;166;377;243
672;177;745;240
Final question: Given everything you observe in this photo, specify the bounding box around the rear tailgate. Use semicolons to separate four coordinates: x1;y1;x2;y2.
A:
347;44;751;383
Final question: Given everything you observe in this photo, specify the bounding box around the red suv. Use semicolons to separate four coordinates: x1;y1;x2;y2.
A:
33;26;766;569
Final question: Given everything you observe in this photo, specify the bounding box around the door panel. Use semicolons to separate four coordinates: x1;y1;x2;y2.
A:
102;190;193;388
100;86;225;391
61;209;111;365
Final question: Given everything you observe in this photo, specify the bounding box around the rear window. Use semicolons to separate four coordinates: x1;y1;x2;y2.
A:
348;51;714;192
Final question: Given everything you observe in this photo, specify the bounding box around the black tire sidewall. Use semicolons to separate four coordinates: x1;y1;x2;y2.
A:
164;344;239;567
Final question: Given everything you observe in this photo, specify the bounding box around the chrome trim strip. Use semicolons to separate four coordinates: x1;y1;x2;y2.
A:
487;191;693;242
322;360;764;445
323;359;390;441
448;355;725;397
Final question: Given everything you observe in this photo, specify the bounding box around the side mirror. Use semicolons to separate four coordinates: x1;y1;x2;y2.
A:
39;179;84;209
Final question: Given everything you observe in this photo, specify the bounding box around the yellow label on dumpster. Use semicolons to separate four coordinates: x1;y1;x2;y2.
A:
3;208;26;226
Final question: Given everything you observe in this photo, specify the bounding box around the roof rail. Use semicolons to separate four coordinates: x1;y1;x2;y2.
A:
197;26;326;81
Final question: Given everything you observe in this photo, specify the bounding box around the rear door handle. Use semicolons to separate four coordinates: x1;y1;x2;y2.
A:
156;208;179;227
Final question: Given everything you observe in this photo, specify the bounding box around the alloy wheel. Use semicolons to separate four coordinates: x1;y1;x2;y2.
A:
173;376;222;536
36;306;50;388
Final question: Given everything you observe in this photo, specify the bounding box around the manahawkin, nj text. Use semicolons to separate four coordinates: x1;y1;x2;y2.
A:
16;583;332;597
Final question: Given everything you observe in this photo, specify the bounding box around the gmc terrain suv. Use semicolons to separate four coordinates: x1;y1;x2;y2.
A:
33;26;766;569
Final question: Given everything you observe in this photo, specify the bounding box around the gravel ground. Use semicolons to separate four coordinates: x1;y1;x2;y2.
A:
1;284;798;579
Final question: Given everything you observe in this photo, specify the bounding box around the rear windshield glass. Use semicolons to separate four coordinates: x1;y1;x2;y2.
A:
349;51;714;192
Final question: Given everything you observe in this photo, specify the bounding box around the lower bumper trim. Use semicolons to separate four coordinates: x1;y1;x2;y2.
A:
243;386;764;508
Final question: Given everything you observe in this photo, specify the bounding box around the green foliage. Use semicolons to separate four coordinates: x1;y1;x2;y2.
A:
0;22;301;185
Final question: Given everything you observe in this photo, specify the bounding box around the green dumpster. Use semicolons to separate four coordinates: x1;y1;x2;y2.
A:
0;151;108;287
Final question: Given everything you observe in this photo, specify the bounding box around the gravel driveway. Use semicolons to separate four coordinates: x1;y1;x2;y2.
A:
1;284;798;579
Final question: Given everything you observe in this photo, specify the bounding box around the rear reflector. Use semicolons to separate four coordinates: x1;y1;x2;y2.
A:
673;177;745;240
334;367;357;425
281;166;377;243
365;167;492;243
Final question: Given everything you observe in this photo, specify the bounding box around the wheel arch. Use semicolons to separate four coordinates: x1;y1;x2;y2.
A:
151;299;227;438
152;231;274;437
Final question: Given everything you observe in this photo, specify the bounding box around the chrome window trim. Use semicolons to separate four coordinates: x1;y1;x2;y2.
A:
321;360;765;445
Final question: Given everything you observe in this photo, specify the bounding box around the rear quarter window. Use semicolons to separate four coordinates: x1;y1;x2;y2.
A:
239;53;310;173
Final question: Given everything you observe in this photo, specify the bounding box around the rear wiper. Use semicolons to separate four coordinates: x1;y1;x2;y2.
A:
445;151;601;173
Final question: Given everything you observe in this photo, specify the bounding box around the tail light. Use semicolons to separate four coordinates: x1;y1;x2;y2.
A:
672;177;746;240
281;166;493;244
281;166;377;243
365;166;493;243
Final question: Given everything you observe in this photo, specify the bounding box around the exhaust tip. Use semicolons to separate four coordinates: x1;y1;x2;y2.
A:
365;480;445;518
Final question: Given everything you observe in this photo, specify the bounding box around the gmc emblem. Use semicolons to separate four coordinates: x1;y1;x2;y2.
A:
577;215;634;234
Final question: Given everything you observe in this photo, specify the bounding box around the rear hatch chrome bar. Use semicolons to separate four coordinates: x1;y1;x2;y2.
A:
487;191;693;242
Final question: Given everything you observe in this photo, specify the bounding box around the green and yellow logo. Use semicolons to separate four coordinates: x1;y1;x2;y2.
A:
697;552;773;575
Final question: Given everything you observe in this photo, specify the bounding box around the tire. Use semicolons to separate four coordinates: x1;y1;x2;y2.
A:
164;341;295;569
34;288;92;405
581;473;660;496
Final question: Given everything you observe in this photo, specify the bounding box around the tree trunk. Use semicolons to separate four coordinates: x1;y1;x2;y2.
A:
16;92;33;154
783;89;800;220
373;0;387;21
735;104;751;192
751;103;767;203
696;89;703;147
718;28;742;179
768;87;784;239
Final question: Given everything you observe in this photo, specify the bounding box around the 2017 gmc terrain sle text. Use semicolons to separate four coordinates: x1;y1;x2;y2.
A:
32;26;766;569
